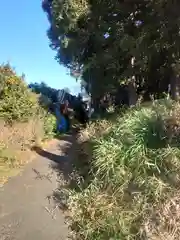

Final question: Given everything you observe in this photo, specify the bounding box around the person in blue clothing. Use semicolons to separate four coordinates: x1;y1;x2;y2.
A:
62;100;70;131
60;102;70;132
55;103;67;133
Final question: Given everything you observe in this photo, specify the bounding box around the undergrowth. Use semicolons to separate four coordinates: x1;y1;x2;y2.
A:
67;99;180;240
0;63;56;184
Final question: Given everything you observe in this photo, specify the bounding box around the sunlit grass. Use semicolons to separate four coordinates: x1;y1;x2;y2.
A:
67;99;180;240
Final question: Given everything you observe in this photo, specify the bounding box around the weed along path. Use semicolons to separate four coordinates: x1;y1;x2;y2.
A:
0;133;75;240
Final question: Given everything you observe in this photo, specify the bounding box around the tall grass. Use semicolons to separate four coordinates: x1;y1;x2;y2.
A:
68;100;180;240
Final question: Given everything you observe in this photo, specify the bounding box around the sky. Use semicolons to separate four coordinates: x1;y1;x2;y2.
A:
0;0;81;95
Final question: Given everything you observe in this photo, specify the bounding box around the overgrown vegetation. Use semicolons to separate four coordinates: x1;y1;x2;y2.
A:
64;100;180;239
0;64;39;123
0;63;56;184
43;1;180;107
41;1;180;239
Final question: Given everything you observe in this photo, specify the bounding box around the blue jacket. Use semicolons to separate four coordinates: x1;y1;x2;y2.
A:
55;107;67;132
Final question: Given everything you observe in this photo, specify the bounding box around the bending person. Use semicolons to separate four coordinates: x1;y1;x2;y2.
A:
60;101;70;132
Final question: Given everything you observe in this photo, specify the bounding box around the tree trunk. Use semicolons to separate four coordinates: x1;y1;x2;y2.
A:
128;57;137;106
128;76;137;106
170;74;180;101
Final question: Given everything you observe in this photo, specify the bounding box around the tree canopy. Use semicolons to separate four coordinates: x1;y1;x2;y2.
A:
42;0;180;106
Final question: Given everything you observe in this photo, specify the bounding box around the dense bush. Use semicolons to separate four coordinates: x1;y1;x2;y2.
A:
67;100;180;240
0;63;39;122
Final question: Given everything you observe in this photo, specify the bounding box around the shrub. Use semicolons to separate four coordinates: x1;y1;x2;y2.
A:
0;63;57;183
0;63;39;123
67;100;180;240
0;63;57;137
43;112;56;139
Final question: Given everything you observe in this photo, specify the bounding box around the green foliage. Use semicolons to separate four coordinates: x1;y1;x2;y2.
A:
67;100;180;239
43;113;56;139
0;63;39;123
0;62;57;142
43;0;180;103
0;63;57;138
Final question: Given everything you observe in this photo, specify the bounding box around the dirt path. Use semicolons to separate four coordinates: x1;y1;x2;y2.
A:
0;134;75;240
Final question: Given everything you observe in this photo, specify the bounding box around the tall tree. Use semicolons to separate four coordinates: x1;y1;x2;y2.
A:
43;0;180;105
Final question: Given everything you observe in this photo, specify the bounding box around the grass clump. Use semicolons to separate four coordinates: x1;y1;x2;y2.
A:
68;100;180;240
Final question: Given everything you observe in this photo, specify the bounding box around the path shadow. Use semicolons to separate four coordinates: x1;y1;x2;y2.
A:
31;133;74;161
31;129;94;229
51;134;94;215
31;134;73;182
32;145;69;163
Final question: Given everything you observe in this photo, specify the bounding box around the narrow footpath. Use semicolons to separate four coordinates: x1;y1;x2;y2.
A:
0;134;75;240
